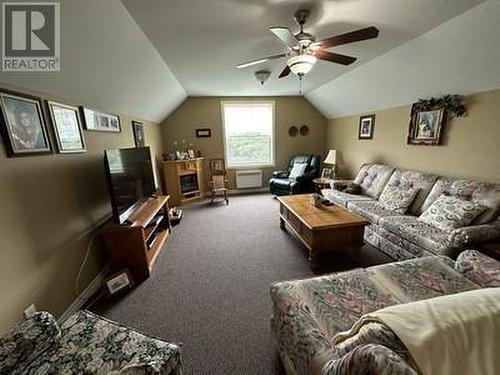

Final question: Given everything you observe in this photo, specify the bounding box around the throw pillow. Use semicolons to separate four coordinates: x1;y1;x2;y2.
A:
379;185;420;213
418;194;487;232
472;189;500;225
344;183;361;195
289;163;308;178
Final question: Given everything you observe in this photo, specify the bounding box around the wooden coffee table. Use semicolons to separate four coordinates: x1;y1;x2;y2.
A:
278;194;368;269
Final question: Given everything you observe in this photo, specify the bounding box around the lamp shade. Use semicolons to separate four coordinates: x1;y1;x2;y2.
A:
323;150;337;164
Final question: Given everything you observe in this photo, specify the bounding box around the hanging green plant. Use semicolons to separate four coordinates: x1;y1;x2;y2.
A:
413;95;467;119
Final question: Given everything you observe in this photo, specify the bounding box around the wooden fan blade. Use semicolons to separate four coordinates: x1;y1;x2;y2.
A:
278;65;291;78
270;27;298;48
236;53;287;68
313;26;379;49
313;50;357;66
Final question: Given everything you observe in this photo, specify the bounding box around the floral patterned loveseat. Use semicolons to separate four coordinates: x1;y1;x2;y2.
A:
0;310;182;375
270;250;500;375
322;163;500;260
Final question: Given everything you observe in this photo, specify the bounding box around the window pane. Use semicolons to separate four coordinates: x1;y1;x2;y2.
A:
223;102;274;167
228;134;271;165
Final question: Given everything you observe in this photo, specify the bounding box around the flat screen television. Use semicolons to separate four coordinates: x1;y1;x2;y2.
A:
104;147;156;224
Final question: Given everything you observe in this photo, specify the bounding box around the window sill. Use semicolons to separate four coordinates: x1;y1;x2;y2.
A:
227;164;275;169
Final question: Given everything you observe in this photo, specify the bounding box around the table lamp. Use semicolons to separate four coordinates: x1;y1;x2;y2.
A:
323;149;337;179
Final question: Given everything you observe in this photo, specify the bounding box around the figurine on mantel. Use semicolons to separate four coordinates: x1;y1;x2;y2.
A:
162;140;200;161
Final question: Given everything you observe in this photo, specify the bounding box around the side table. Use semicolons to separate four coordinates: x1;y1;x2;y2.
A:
313;178;332;192
313;178;352;194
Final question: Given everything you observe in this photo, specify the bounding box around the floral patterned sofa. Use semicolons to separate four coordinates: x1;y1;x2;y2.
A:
270;250;500;375
0;310;182;375
323;163;500;260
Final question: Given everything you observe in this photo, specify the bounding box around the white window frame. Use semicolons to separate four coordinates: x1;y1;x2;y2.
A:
221;100;275;169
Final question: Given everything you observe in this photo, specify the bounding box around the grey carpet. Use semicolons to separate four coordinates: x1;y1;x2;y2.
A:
92;193;392;374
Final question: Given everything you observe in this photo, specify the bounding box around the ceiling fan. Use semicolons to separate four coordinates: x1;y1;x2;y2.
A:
236;9;379;79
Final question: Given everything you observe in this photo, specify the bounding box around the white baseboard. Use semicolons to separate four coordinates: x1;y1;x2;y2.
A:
58;267;108;323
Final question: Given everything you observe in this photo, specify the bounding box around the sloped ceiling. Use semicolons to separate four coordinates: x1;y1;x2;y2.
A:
306;0;500;118
0;0;186;123
121;0;483;97
0;0;498;121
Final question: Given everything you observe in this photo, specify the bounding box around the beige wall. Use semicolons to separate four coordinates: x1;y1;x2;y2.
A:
161;97;327;188
326;89;500;183
0;82;164;334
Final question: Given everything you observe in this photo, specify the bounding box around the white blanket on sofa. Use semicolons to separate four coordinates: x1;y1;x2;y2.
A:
334;288;500;375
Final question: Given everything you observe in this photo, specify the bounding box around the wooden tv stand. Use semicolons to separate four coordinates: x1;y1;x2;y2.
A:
100;195;171;283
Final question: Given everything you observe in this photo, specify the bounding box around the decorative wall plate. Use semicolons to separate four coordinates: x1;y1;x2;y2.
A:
299;125;309;136
288;126;298;136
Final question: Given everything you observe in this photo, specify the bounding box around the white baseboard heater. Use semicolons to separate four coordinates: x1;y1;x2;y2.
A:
236;169;262;189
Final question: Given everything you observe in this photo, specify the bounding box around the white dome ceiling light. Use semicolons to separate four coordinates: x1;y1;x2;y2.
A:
287;54;317;77
254;70;271;85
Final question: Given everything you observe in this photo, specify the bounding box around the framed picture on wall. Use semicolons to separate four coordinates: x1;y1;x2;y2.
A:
132;121;145;147
0;91;52;156
209;158;225;172
358;114;375;140
196;128;211;138
47;101;86;153
81;107;121;133
407;105;446;145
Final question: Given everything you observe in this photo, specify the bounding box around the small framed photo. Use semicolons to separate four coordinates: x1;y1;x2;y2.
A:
210;158;225;172
132;121;145;147
407;105;446;145
82;107;121;132
104;270;133;296
196;128;211;138
321;168;332;179
358;114;375;140
187;149;195;159
0;92;51;156
47;101;86;153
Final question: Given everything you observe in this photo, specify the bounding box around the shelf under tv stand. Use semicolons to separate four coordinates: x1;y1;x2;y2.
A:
100;195;171;284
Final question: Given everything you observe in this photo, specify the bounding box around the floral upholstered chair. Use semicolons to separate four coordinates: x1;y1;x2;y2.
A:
270;250;500;375
0;310;182;375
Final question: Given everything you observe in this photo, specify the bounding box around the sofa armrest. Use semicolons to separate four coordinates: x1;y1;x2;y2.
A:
0;311;60;372
330;179;354;189
322;344;419;375
117;342;182;375
448;220;500;246
272;170;289;179
295;173;314;183
270;282;334;375
455;250;500;287
119;362;182;375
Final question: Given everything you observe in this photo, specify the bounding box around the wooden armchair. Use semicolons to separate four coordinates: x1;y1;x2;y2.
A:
208;158;229;204
209;171;229;204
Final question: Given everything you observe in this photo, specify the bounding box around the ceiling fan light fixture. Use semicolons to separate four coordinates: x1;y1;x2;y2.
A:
287;54;317;76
